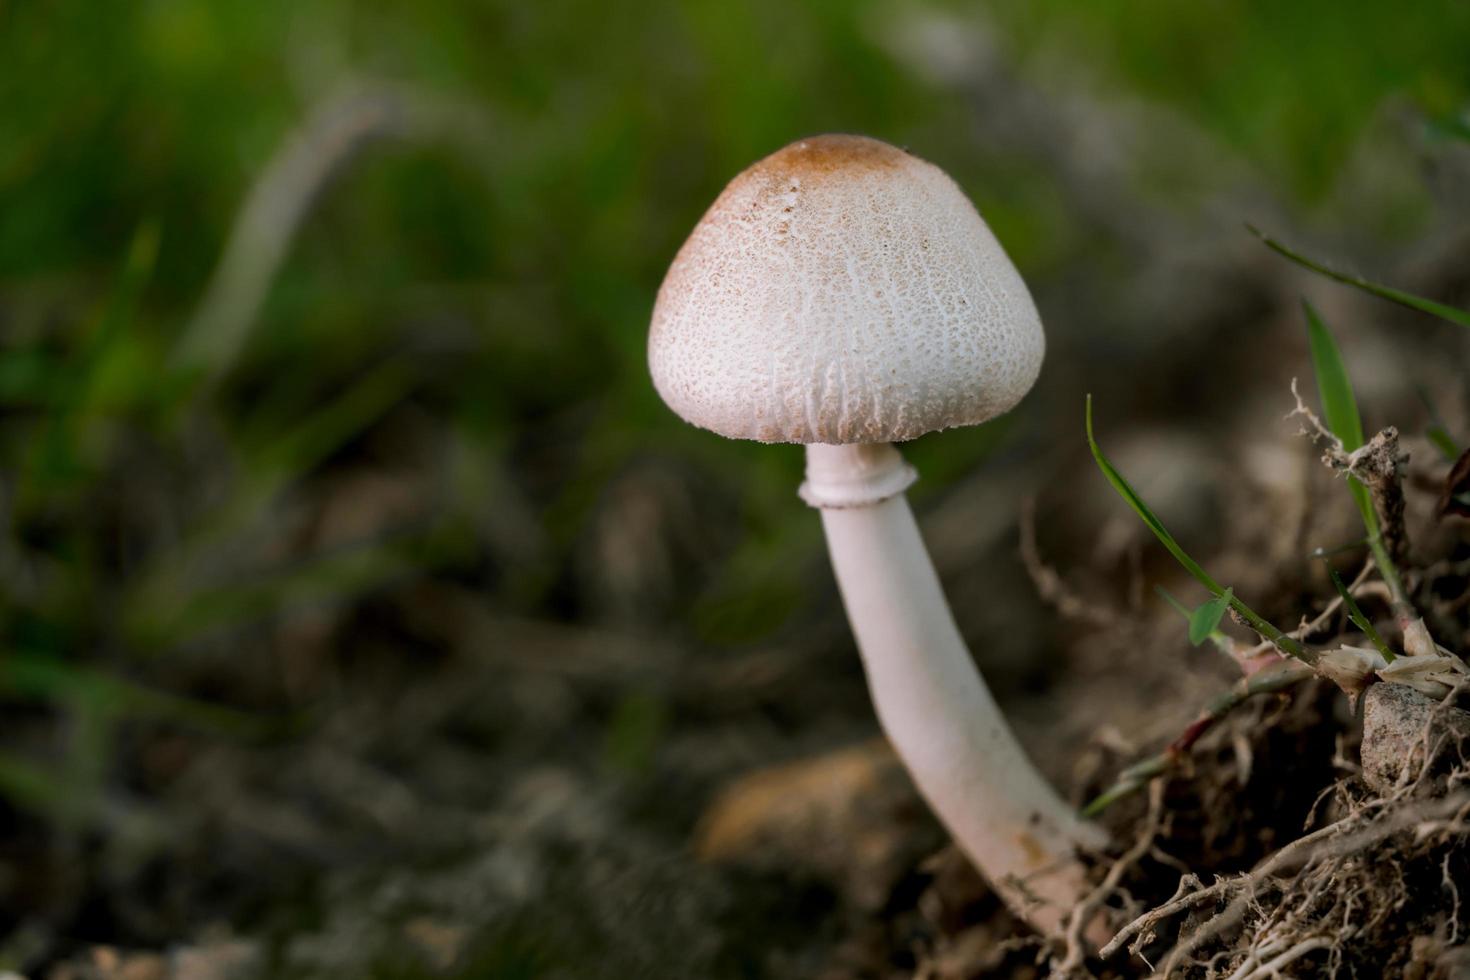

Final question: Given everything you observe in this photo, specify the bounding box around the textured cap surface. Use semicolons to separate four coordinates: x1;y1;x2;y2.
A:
649;134;1045;444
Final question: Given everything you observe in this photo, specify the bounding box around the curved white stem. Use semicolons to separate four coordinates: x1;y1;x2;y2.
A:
803;442;1106;937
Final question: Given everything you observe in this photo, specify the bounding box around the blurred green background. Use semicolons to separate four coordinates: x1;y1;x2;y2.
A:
2;0;1468;973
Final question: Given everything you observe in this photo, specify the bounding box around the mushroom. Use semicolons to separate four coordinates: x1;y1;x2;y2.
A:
648;134;1104;936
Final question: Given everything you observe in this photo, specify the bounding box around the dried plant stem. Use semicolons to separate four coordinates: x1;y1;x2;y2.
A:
1019;496;1117;629
1102;786;1470;970
175;82;493;383
1083;662;1315;816
1154;791;1470;974
1058;781;1165;973
1289;381;1415;623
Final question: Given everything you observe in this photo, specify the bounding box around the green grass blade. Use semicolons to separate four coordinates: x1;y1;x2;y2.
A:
1303;301;1377;536
22;220;162;496
0;654;286;736
1416;385;1461;462
1087;397;1308;661
127;519;473;649
125;359;418;626
1156;586;1233;654
1155;585;1192;621
1304;302;1365;452
1428;427;1460;463
1301;304;1410;608
1325;567;1395;663
1086;396;1224;594
1189;588;1233;646
1253;226;1470;329
0;751;83;822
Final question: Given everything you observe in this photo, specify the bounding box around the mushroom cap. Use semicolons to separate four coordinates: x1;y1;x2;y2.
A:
649;134;1045;445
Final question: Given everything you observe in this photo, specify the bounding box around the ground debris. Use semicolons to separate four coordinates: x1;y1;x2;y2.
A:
695;739;936;911
44;936;258;980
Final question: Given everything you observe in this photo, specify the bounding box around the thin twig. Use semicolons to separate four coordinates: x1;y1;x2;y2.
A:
175;82;493;384
1059;781;1165;973
1083;662;1315;817
1444;852;1462;946
1289;380;1414;619
1019;496;1118;629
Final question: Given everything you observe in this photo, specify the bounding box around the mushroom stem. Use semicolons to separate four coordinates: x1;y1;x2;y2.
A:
802;442;1106;937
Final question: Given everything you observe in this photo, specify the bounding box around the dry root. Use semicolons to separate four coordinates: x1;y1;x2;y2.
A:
1038;377;1470;977
1288;379;1412;569
1083;685;1470;978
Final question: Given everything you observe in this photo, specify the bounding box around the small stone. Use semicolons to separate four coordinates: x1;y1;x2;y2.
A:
1360;683;1470;796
